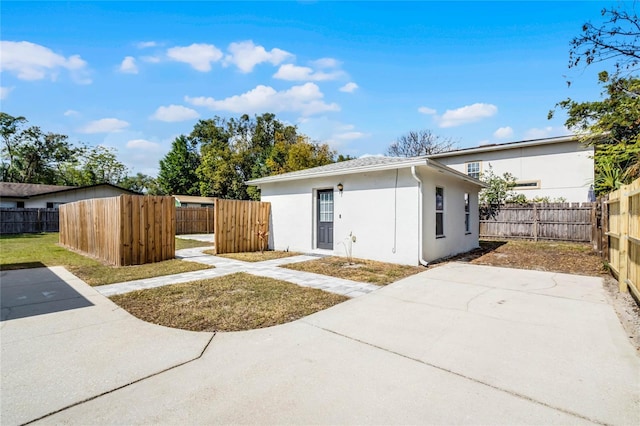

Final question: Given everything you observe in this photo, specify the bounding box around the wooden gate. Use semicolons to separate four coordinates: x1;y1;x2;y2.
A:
213;198;270;254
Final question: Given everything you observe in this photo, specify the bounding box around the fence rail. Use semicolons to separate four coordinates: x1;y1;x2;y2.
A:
59;195;175;266
214;198;270;254
605;178;640;298
0;208;59;234
176;207;214;234
480;202;595;242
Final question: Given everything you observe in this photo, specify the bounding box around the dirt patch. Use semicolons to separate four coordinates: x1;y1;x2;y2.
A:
602;276;640;352
466;240;607;277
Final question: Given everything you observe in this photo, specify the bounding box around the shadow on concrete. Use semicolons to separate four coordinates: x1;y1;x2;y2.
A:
1;267;93;321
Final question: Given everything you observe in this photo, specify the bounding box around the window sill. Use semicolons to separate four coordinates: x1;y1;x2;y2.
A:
436;235;446;239
465;232;472;235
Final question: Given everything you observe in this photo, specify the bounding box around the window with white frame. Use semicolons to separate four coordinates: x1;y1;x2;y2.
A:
464;192;470;233
465;162;481;179
436;187;444;237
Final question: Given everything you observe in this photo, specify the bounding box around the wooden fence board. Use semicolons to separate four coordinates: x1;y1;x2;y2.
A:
213;198;271;254
175;207;214;234
606;178;640;297
59;195;175;266
480;202;595;242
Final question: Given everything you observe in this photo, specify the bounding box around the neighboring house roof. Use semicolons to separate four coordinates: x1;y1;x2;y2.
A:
173;195;216;205
246;156;485;187
0;182;139;199
427;135;587;159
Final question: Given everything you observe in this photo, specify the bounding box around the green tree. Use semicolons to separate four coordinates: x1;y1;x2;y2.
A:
157;135;201;195
1;112;78;184
193;113;335;200
479;165;518;205
387;129;457;157
551;72;640;194
119;173;160;194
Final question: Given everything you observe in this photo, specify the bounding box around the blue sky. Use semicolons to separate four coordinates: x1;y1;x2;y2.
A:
1;1;611;177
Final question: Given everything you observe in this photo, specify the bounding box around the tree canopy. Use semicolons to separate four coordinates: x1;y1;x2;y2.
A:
158;113;336;200
553;3;640;195
386;130;457;157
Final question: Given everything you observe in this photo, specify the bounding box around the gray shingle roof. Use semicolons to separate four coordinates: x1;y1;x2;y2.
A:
0;182;75;198
247;156;428;184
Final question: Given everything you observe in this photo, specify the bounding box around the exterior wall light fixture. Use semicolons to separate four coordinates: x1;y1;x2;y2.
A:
337;183;344;192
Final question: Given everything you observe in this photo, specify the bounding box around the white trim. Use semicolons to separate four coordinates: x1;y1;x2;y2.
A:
428;135;581;159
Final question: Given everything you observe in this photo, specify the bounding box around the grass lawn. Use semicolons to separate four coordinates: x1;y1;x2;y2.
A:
283;256;424;285
175;237;215;250
0;233;212;285
205;250;301;262
110;272;347;332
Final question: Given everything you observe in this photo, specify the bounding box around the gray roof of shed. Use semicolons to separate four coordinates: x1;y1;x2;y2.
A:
0;182;138;198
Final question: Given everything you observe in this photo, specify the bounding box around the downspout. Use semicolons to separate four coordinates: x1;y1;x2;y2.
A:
410;166;429;267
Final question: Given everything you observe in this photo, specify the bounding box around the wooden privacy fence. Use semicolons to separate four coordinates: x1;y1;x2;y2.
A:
59;195;175;266
214;198;271;254
0;208;59;234
176;207;214;234
480;202;595;242
604;178;640;298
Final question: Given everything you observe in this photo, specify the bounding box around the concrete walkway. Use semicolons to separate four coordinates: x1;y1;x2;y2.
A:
2;263;638;425
96;247;379;298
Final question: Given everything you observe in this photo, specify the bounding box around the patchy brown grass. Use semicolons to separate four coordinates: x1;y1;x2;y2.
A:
110;272;347;332
207;250;302;262
69;260;212;286
175;238;215;250
465;240;608;276
283;256;423;285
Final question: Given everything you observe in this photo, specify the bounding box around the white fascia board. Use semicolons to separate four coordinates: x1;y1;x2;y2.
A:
425;159;488;188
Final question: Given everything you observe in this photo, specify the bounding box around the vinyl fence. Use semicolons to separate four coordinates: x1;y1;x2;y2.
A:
480;202;595;242
604;178;640;298
0;208;59;234
176;207;214;234
214;198;271;254
59;195;175;266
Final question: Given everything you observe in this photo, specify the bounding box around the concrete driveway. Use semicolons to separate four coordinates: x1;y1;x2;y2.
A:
1;263;638;425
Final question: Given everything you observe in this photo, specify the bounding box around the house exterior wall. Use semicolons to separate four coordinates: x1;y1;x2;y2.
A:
259;168;421;265
433;140;594;202
21;186;132;208
417;166;481;261
259;166;482;265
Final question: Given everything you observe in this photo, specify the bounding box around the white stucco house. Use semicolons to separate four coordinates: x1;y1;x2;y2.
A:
173;194;215;208
428;135;595;202
0;182;137;208
246;156;485;266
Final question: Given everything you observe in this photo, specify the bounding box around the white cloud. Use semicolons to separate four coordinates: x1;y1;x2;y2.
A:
493;126;513;139
438;103;497;128
166;43;223;72
273;64;343;81
312;57;340;69
127;139;161;151
136;41;157;49
150;104;200;122
63;109;79;117
224;40;293;73
418;106;436;115
185;83;339;116
78;118;129;134
523;126;570;139
0;41;90;83
0;86;13;100
119;56;138;74
339;82;359;93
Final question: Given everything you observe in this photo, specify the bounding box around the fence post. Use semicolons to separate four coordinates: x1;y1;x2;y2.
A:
618;184;630;292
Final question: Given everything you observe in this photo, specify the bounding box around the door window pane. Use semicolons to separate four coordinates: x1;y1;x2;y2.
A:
319;191;333;222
